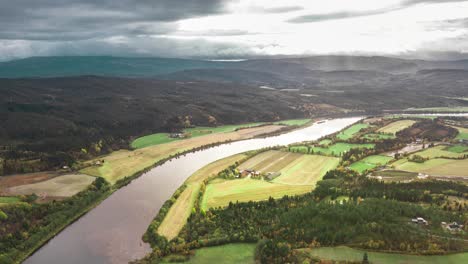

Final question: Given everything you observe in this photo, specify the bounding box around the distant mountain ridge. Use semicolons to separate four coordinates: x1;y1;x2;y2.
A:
1;55;468;78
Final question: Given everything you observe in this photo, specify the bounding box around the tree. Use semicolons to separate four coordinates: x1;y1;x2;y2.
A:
362;252;369;264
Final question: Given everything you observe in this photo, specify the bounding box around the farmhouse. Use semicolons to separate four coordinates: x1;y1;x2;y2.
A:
411;217;428;225
239;169;260;178
169;133;185;138
441;221;464;232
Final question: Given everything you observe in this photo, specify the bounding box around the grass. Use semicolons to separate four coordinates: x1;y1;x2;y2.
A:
452;126;468;140
273;118;310;126
7;174;95;197
307;143;375;156
411;145;467;159
349;155;393;173
299;246;468;264
392;158;468;177
318;139;332;146
405;106;468;113
371;170;418;179
131;119;310;149
377;120;416;134
201;178;311;210
446;145;468;153
81;125;284;184
272;155;339;186
362;133;396;140
336;123;369;140
161;243;256;264
0;196;21;207
158;154;247;239
238;150;301;173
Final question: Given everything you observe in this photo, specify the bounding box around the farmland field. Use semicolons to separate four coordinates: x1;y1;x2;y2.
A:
0;171;59;194
158;154;247;239
299;246;468;264
162;243;255;264
6;174;95;197
0;196;22;207
318;139;332;145
349;155;393;173
131;119;310;149
453;126;468;140
272;155;339;185
377;120;416;134
392;158;468;177
411;145;468;159
308;143;375;156
362;133;396;140
336;123;369;140
237;150;302;173
404;106;468;113
201;178;311;210
371;170;418;181
81;125;285;184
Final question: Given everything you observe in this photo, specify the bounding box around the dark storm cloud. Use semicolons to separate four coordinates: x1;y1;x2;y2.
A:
0;0;229;40
289;0;468;23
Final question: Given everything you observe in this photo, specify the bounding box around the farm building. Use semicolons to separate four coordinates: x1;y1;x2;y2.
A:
411;217;428;225
169;133;185;138
441;222;464;232
239;169;260;178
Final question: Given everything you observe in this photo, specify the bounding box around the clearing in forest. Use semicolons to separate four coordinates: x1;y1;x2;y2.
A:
349;155;393;173
336;123;369;140
161;243;256;264
377;120;416;134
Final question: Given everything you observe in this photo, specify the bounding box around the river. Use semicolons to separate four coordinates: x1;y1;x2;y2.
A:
24;117;362;264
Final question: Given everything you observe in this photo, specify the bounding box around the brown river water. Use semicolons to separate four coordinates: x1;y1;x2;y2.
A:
24;117;362;264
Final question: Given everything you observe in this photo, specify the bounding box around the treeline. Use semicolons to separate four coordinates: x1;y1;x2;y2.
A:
0;178;110;264
137;173;467;263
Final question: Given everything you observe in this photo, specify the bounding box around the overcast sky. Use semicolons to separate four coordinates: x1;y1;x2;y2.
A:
1;0;467;61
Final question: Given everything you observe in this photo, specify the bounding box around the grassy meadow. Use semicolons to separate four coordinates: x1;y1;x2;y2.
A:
201;178;312;210
336;123;369;140
405;106;468;113
0;196;22;207
162;243;255;264
392;158;468;177
453;126;468;140
300;246;468;264
377;120;416;134
362;133;396;140
307;143;375;156
411;145;468;159
349;155;393;173
272;155;339;185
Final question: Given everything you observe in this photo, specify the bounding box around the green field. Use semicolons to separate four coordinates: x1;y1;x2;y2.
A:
336;123;369;140
299;246;468;264
349;155;393;173
131;122;264;149
371;170;418;181
307;143;375;156
405;106;468;113
162;243;255;264
201;178;311;210
453;126;468;140
362;133;396;140
0;196;21;207
272;155;339;186
377;120;416;134
131;119;310;149
411;145;467;159
446;145;468;153
392;158;468;177
318;139;332;146
273;118;310;126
